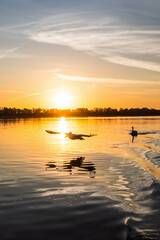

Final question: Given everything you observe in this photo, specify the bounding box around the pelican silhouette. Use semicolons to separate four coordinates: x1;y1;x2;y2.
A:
46;130;96;140
130;126;138;136
65;132;96;140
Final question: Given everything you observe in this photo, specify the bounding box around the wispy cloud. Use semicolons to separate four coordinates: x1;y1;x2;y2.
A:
0;21;38;32
56;73;160;85
0;90;27;94
106;56;160;72
22;12;160;72
0;48;18;60
1;2;160;73
5;89;56;103
26;89;56;97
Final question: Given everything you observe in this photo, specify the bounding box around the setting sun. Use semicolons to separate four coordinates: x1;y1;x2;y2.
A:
54;91;72;109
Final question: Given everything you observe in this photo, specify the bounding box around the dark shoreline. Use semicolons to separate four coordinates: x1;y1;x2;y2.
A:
0;107;160;118
1;115;160;120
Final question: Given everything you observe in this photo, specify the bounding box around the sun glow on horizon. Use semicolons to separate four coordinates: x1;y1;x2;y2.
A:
54;91;72;109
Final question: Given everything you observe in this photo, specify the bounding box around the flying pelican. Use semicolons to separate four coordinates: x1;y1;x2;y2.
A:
45;130;96;140
65;132;96;140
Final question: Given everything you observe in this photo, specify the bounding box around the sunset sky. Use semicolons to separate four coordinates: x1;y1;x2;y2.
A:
0;0;160;109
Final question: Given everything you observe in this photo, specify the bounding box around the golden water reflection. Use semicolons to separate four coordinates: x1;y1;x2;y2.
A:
57;117;68;143
1;117;160;219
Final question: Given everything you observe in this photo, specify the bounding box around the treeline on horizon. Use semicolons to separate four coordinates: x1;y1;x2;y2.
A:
0;107;160;118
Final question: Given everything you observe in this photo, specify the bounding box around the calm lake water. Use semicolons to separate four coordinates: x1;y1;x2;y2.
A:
0;117;160;240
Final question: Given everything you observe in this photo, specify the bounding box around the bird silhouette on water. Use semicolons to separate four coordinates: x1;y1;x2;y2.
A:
130;126;138;136
46;130;96;140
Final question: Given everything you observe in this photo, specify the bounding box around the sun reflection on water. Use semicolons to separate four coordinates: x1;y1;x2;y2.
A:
57;117;67;143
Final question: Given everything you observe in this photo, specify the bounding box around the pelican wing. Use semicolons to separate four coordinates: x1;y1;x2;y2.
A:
77;134;97;137
46;130;61;134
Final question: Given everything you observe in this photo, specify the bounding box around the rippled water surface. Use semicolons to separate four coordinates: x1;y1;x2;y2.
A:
0;117;160;240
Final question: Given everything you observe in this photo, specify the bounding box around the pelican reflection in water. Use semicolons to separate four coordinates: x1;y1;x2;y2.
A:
46;157;96;178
